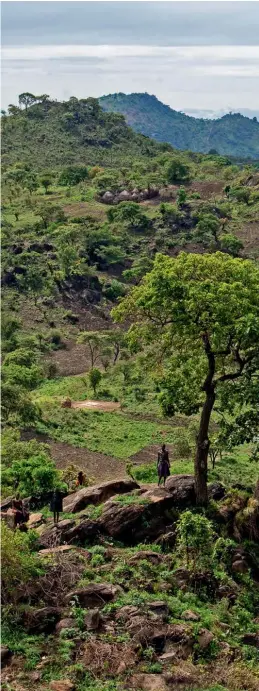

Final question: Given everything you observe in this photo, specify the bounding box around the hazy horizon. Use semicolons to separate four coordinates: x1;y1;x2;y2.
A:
2;2;259;113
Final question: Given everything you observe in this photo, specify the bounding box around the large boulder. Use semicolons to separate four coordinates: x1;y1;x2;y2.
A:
64;518;101;545
63;479;139;513
38;519;76;548
130;674;169;691
65;582;121;608
165;475;196;506
208;482;225;501
99;491;173;544
22;606;63;633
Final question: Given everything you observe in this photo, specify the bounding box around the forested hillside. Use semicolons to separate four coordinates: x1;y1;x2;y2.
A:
100;92;259;159
1;94;259;691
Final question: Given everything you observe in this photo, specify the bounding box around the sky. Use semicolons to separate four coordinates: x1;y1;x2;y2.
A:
1;1;259;114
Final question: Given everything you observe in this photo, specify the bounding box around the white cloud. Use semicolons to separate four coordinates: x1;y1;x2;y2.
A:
3;44;259;61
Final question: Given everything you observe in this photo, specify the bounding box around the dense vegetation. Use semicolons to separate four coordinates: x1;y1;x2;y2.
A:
100;93;259;159
1;93;259;691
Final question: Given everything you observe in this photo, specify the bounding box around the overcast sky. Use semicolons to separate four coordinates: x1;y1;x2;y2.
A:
1;1;259;113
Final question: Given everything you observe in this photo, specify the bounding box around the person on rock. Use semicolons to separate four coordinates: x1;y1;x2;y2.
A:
50;488;63;524
12;495;29;529
76;471;85;487
157;444;170;486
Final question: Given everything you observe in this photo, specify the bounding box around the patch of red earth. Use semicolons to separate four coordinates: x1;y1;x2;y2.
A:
130;443;175;466
71;400;121;411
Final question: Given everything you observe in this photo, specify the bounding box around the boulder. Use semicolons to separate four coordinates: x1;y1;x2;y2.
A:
84;608;101;631
0;645;12;668
0;496;13;512
232;559;248;574
64;518;100;545
129;550;164;566
159;651;177;663
148;602;169;619
242;633;259;648
197;628;214;650
55;618;75;634
165;475;196;505
50;682;74;691
39;545;75;557
208;482;225;501
38;519;76;548
115;606;140;622
63;479;139;514
65;582;121;608
155;531;176;550
22;606;63;633
130;674;168;690
27;512;44;529
181;609;200;622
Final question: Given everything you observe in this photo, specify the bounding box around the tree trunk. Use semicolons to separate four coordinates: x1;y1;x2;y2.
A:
195;389;215;505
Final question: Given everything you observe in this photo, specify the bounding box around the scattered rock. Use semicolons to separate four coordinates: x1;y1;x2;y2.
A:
165;664;197;684
165;475;196;506
29;671;42;682
155;531;176;550
50;681;74;691
181;609;200;622
148;602;169;619
22;606;63;633
0;646;12;668
197;628;214;650
63;479;139;513
84;608;101;631
130;674;168;690
38;545;75;557
65;582;122;608
116;660;127;674
242;633;259;648
27;512;44;529
115;606;140;622
232;559;248;574
208;482;226;500
55;618;75;634
159;651;177;662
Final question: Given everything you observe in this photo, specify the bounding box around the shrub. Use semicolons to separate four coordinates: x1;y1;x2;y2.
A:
2;451;63;498
103;279;127;301
166;158;191;184
177;511;214;571
89;368;102;395
1;524;43;603
59;165;89;186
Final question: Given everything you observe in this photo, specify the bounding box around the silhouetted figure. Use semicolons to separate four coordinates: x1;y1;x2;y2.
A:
12;495;29;529
76;471;85;487
157;444;170;486
50;488;63;524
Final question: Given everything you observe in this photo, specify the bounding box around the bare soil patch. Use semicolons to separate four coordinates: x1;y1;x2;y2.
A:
71;400;121;411
48;440;126;482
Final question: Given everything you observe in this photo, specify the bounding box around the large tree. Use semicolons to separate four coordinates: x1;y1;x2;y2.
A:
113;252;259;505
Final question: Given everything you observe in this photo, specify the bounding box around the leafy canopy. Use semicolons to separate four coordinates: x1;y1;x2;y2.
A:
113;252;259;417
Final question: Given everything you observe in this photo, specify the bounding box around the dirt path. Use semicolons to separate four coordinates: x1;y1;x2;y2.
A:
71;400;121;411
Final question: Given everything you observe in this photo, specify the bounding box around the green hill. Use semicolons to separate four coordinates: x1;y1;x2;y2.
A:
1;96;166;171
100;92;259;159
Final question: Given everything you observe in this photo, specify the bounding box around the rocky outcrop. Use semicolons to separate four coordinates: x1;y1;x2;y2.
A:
99;490;173;544
65;583;122;608
63;479;139;513
165;475;196;505
22;606;63;633
64;518;101;545
38;519;76;548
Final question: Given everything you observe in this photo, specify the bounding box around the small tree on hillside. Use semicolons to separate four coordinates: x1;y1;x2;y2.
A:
166;159;191;184
40;173;53;194
89;368;102;395
113;252;259;505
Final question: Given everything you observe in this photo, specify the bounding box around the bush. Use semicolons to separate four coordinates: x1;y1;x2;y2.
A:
103;279;127;301
1;524;43;603
177;511;214;571
166;158;191;184
2;451;63;498
89;368;102;395
59;165;89;186
220;233;243;257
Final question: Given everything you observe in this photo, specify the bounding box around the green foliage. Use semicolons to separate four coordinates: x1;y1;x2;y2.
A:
107;201;149;232
59;165;89;186
2;450;63;498
1;523;43;603
166;158;191;184
89;368;102;395
177;511;214;570
220;233;243;256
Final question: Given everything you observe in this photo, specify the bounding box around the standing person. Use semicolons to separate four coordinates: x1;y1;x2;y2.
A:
157;444;170;486
50;488;63;524
12;495;29;529
76;471;85;487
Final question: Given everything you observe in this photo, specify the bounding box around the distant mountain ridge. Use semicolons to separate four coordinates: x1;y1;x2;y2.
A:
99;93;259;159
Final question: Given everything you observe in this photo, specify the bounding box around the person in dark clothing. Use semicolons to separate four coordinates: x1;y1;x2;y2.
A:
157;444;170;486
50;488;63;524
76;471;85;487
12;495;29;529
